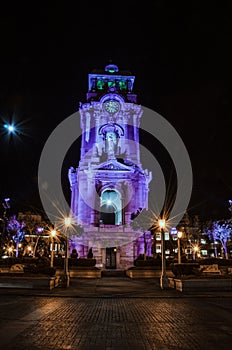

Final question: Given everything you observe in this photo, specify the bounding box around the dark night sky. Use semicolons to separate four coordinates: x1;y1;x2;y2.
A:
0;1;232;222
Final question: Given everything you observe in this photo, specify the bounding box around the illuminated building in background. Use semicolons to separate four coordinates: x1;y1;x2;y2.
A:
69;63;152;269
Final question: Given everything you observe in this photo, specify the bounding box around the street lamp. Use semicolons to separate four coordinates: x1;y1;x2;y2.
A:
63;217;71;287
27;245;32;256
8;246;13;257
50;230;56;268
193;245;199;260
158;219;169;289
177;231;183;264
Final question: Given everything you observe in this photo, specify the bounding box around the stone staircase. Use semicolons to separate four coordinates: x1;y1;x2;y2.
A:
101;269;126;277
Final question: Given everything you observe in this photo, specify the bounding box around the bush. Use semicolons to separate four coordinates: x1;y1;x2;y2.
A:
0;257;32;266
199;258;232;266
134;258;161;267
37;266;56;276
23;264;38;274
23;264;56;276
53;257;65;267
37;256;50;266
136;254;146;260
170;263;200;278
70;258;96;267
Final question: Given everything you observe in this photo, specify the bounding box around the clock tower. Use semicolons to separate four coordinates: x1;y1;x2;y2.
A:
68;63;152;269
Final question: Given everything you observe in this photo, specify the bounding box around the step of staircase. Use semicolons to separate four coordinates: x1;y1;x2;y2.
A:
101;269;126;277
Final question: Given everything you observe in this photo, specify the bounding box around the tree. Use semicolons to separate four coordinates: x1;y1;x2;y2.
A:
6;215;26;257
207;220;232;259
177;211;191;253
24;225;44;257
191;215;201;242
130;208;154;260
17;212;50;257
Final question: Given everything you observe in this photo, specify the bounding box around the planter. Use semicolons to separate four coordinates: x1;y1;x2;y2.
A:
126;269;161;279
69;268;101;278
174;278;232;292
0;276;57;290
70;270;101;278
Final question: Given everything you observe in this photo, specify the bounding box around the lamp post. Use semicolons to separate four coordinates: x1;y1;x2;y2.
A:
8;246;13;257
177;231;183;264
64;217;71;287
159;219;169;289
193;245;199;260
50;230;56;268
27;245;32;257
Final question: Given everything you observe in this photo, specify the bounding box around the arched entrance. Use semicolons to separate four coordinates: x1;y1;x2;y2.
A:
100;205;115;224
100;189;122;225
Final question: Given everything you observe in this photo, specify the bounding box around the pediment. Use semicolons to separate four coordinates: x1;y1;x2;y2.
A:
97;160;132;171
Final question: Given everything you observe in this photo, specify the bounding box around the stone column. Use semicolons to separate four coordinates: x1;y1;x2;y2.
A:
125;212;131;225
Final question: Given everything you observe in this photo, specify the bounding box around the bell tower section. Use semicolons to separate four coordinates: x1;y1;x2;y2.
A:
79;63;142;168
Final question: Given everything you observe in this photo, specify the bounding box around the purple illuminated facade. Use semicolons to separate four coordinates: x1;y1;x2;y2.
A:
69;64;152;269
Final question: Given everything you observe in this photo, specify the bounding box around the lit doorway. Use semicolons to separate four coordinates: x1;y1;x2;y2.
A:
106;247;116;269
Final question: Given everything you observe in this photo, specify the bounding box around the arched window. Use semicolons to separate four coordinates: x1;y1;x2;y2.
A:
100;189;122;225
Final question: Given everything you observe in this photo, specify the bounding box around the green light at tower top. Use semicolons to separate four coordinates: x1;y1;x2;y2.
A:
97;79;105;90
87;63;136;103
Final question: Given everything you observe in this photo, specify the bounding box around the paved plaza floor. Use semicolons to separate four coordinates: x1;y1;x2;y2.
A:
0;276;232;349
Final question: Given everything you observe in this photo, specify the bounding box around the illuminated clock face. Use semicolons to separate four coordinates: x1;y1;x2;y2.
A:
104;100;120;114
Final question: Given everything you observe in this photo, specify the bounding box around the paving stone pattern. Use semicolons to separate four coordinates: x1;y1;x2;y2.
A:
0;296;231;349
0;277;232;349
